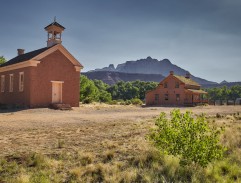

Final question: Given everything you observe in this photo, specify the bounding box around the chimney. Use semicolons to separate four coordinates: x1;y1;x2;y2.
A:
17;49;25;56
170;71;174;75
185;72;191;79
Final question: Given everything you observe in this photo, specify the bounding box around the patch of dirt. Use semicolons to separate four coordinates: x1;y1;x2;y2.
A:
0;104;240;156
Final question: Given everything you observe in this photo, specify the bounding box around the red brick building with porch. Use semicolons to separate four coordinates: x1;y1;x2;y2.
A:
0;20;83;108
145;71;207;106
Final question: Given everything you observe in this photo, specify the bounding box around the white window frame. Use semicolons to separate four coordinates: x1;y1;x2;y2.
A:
9;74;14;92
1;75;5;92
19;72;24;92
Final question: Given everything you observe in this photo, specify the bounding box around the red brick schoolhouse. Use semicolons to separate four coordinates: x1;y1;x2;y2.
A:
145;71;207;106
0;20;83;108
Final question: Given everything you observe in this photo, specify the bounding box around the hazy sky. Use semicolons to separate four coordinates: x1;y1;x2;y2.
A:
1;0;241;82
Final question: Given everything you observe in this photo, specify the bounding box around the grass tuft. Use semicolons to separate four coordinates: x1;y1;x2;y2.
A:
57;139;65;149
102;150;114;163
78;152;94;166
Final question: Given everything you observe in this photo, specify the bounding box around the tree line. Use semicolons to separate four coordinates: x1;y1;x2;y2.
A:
80;75;241;104
80;75;158;104
205;85;241;102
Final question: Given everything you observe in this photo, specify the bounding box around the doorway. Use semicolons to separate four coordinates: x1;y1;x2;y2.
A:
51;81;63;104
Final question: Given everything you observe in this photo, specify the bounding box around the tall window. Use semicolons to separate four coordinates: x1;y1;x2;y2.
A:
175;82;179;88
165;94;169;100
155;94;159;101
1;75;5;92
164;82;168;88
9;74;14;92
19;72;24;92
176;94;180;101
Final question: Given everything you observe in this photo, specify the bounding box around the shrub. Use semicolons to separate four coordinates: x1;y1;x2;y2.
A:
99;91;112;103
120;101;126;105
149;109;226;167
216;113;222;118
117;99;124;103
131;98;143;105
78;152;93;166
108;100;118;105
82;97;93;104
125;100;132;105
102;150;114;163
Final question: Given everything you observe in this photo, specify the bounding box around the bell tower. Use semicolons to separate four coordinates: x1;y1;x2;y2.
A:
44;17;65;47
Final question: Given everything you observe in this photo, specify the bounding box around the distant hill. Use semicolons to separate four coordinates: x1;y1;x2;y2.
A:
87;57;216;85
82;71;165;85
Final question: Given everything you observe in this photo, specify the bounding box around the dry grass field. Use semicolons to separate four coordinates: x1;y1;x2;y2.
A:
0;104;241;182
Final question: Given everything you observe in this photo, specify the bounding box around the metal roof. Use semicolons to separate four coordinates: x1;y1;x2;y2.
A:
0;46;54;67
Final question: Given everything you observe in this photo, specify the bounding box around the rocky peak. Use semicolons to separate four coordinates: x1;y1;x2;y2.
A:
220;80;228;84
146;56;152;60
161;59;171;64
88;56;216;85
108;64;115;70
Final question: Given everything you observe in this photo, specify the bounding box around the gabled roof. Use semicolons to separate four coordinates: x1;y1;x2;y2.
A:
0;44;83;70
44;21;65;30
0;46;54;67
173;75;200;86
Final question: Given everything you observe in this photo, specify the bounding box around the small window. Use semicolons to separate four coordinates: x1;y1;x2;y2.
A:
1;75;5;92
155;94;159;101
164;82;168;88
9;74;14;92
175;82;179;88
19;72;24;92
165;94;168;100
176;94;180;101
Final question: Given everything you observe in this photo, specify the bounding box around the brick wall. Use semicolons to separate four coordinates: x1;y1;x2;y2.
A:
145;75;199;106
0;50;80;108
30;50;80;107
0;67;32;107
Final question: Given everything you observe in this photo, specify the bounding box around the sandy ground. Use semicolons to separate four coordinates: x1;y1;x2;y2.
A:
0;104;241;157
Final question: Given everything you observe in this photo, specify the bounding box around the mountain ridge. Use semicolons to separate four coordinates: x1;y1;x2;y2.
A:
88;56;216;85
83;71;165;85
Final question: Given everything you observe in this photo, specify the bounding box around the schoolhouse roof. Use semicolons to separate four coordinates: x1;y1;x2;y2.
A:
44;21;65;30
0;46;53;67
1;44;83;69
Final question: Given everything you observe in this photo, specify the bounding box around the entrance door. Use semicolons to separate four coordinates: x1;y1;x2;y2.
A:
52;82;63;103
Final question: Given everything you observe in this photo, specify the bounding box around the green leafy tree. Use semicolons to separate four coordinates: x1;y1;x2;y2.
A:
132;80;158;100
80;75;99;103
149;109;225;167
93;79;109;91
0;56;6;65
107;80;158;101
221;86;230;100
94;79;112;102
229;85;241;101
207;87;222;101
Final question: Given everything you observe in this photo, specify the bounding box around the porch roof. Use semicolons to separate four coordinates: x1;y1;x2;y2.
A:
186;89;207;94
